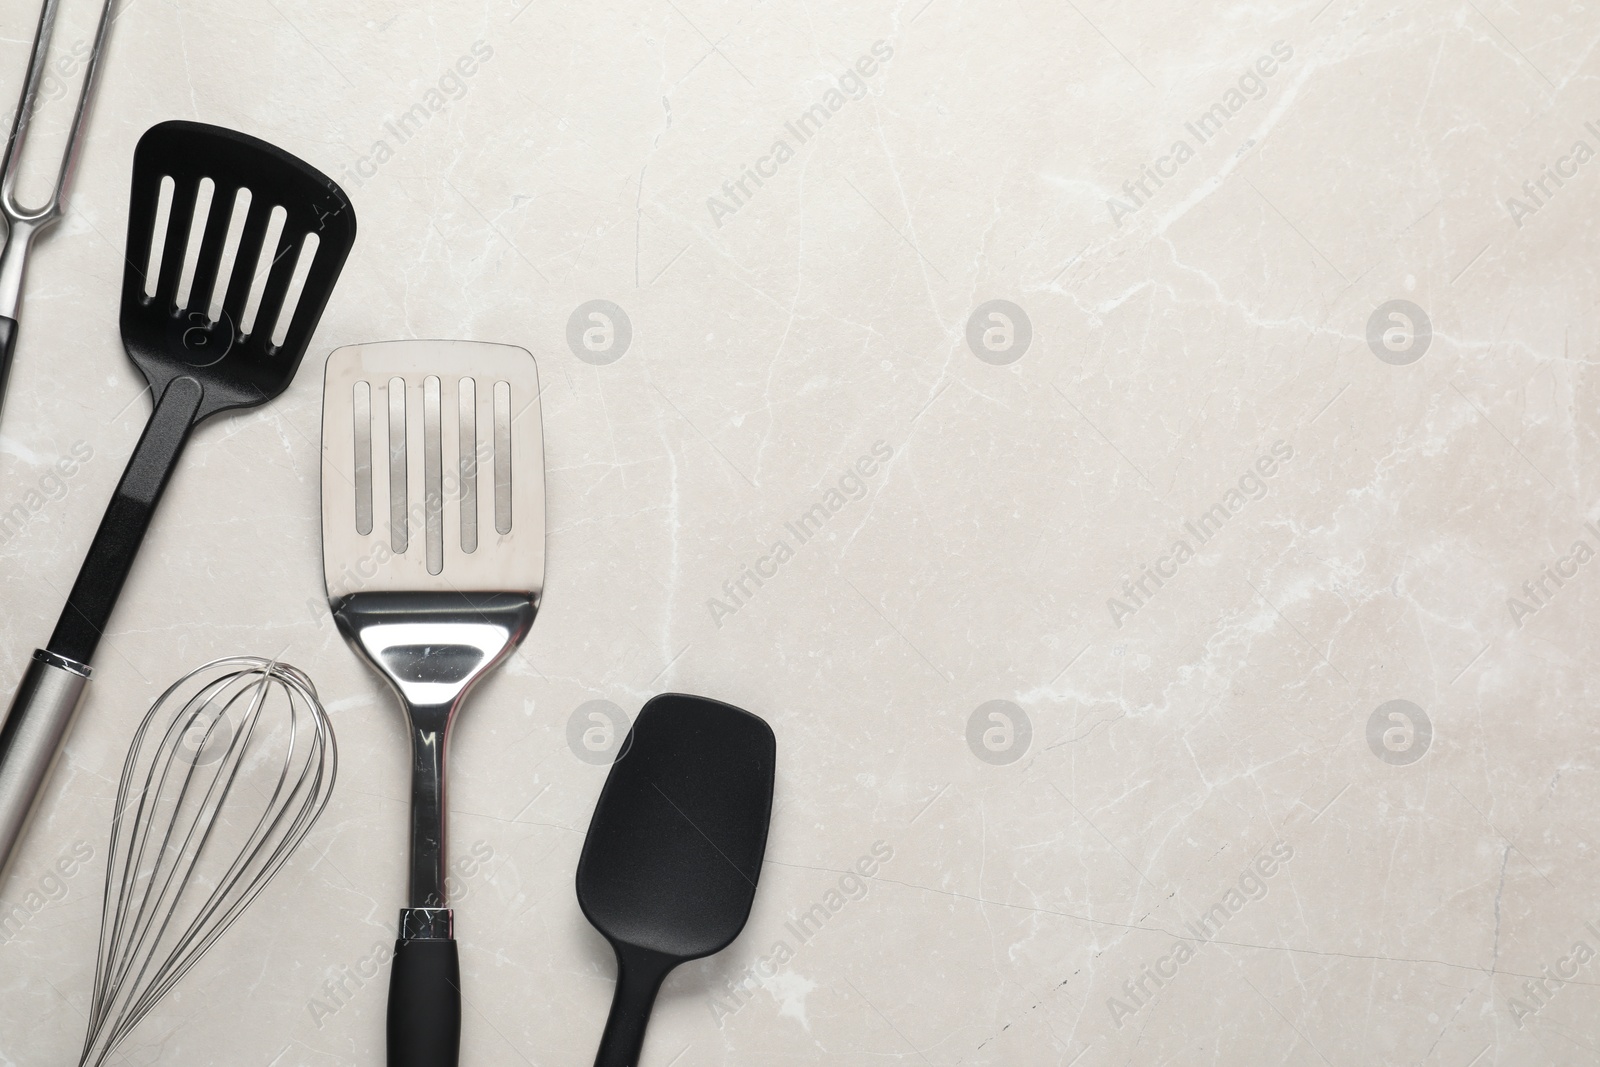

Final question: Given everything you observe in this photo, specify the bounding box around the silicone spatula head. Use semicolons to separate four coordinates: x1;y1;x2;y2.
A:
576;694;776;1067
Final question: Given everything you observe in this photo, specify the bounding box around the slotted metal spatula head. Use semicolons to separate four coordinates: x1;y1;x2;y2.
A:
123;121;356;421
320;339;545;602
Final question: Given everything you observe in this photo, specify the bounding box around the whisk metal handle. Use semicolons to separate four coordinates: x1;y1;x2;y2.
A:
332;592;534;1067
388;936;461;1067
0;648;89;883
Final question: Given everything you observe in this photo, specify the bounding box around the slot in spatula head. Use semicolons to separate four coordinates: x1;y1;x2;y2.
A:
577;694;776;960
121;121;356;421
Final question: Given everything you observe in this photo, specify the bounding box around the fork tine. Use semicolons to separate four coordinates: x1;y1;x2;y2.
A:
0;0;118;219
45;0;118;213
0;0;63;214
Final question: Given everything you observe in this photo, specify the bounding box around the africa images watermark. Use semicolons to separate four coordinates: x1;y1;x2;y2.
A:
305;436;496;624
567;699;631;764
1505;518;1600;629
707;440;895;628
339;40;495;189
1507;917;1600;1028
706;40;895;228
1367;699;1432;766
306;840;496;1029
1105;41;1294;226
1107;840;1294;1028
708;840;895;1025
1367;299;1431;366
0;440;95;547
0;840;95;944
567;300;632;366
1;33;94;131
967;700;1032;765
1502;119;1600;229
1106;440;1294;628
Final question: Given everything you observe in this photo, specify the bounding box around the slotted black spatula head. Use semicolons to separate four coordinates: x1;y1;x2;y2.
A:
122;120;356;420
577;694;776;1067
42;121;357;671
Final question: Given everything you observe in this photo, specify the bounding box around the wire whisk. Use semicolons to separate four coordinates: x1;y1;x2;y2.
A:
78;656;337;1067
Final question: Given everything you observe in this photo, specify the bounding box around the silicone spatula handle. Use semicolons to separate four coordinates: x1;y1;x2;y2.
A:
594;947;674;1067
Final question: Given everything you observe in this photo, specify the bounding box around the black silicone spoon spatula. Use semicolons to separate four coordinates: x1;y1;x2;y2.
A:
0;120;355;881
577;693;776;1067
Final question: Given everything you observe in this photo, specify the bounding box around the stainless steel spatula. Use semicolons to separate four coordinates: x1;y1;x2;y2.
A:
321;340;545;1067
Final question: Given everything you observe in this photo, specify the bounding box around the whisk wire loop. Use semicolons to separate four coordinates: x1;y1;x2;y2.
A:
78;656;336;1067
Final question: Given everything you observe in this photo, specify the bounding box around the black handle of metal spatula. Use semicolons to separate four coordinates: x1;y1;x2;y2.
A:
594;947;674;1067
388;938;461;1067
47;376;204;665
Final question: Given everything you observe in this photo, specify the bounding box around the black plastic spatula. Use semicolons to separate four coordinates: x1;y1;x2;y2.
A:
577;694;776;1067
0;121;355;881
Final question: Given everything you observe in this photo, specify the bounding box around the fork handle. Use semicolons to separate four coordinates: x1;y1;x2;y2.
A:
0;316;17;411
388;935;460;1067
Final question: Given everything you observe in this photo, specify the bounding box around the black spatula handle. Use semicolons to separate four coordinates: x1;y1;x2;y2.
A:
388;937;461;1067
0;377;201;881
595;946;675;1067
47;376;203;664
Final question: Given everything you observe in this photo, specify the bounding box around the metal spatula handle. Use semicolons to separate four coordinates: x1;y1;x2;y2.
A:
332;590;535;1067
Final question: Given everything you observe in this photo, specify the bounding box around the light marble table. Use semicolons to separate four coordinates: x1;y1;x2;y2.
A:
0;0;1596;1064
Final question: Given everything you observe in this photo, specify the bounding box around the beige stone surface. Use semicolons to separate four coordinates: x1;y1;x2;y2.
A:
0;0;1597;1063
